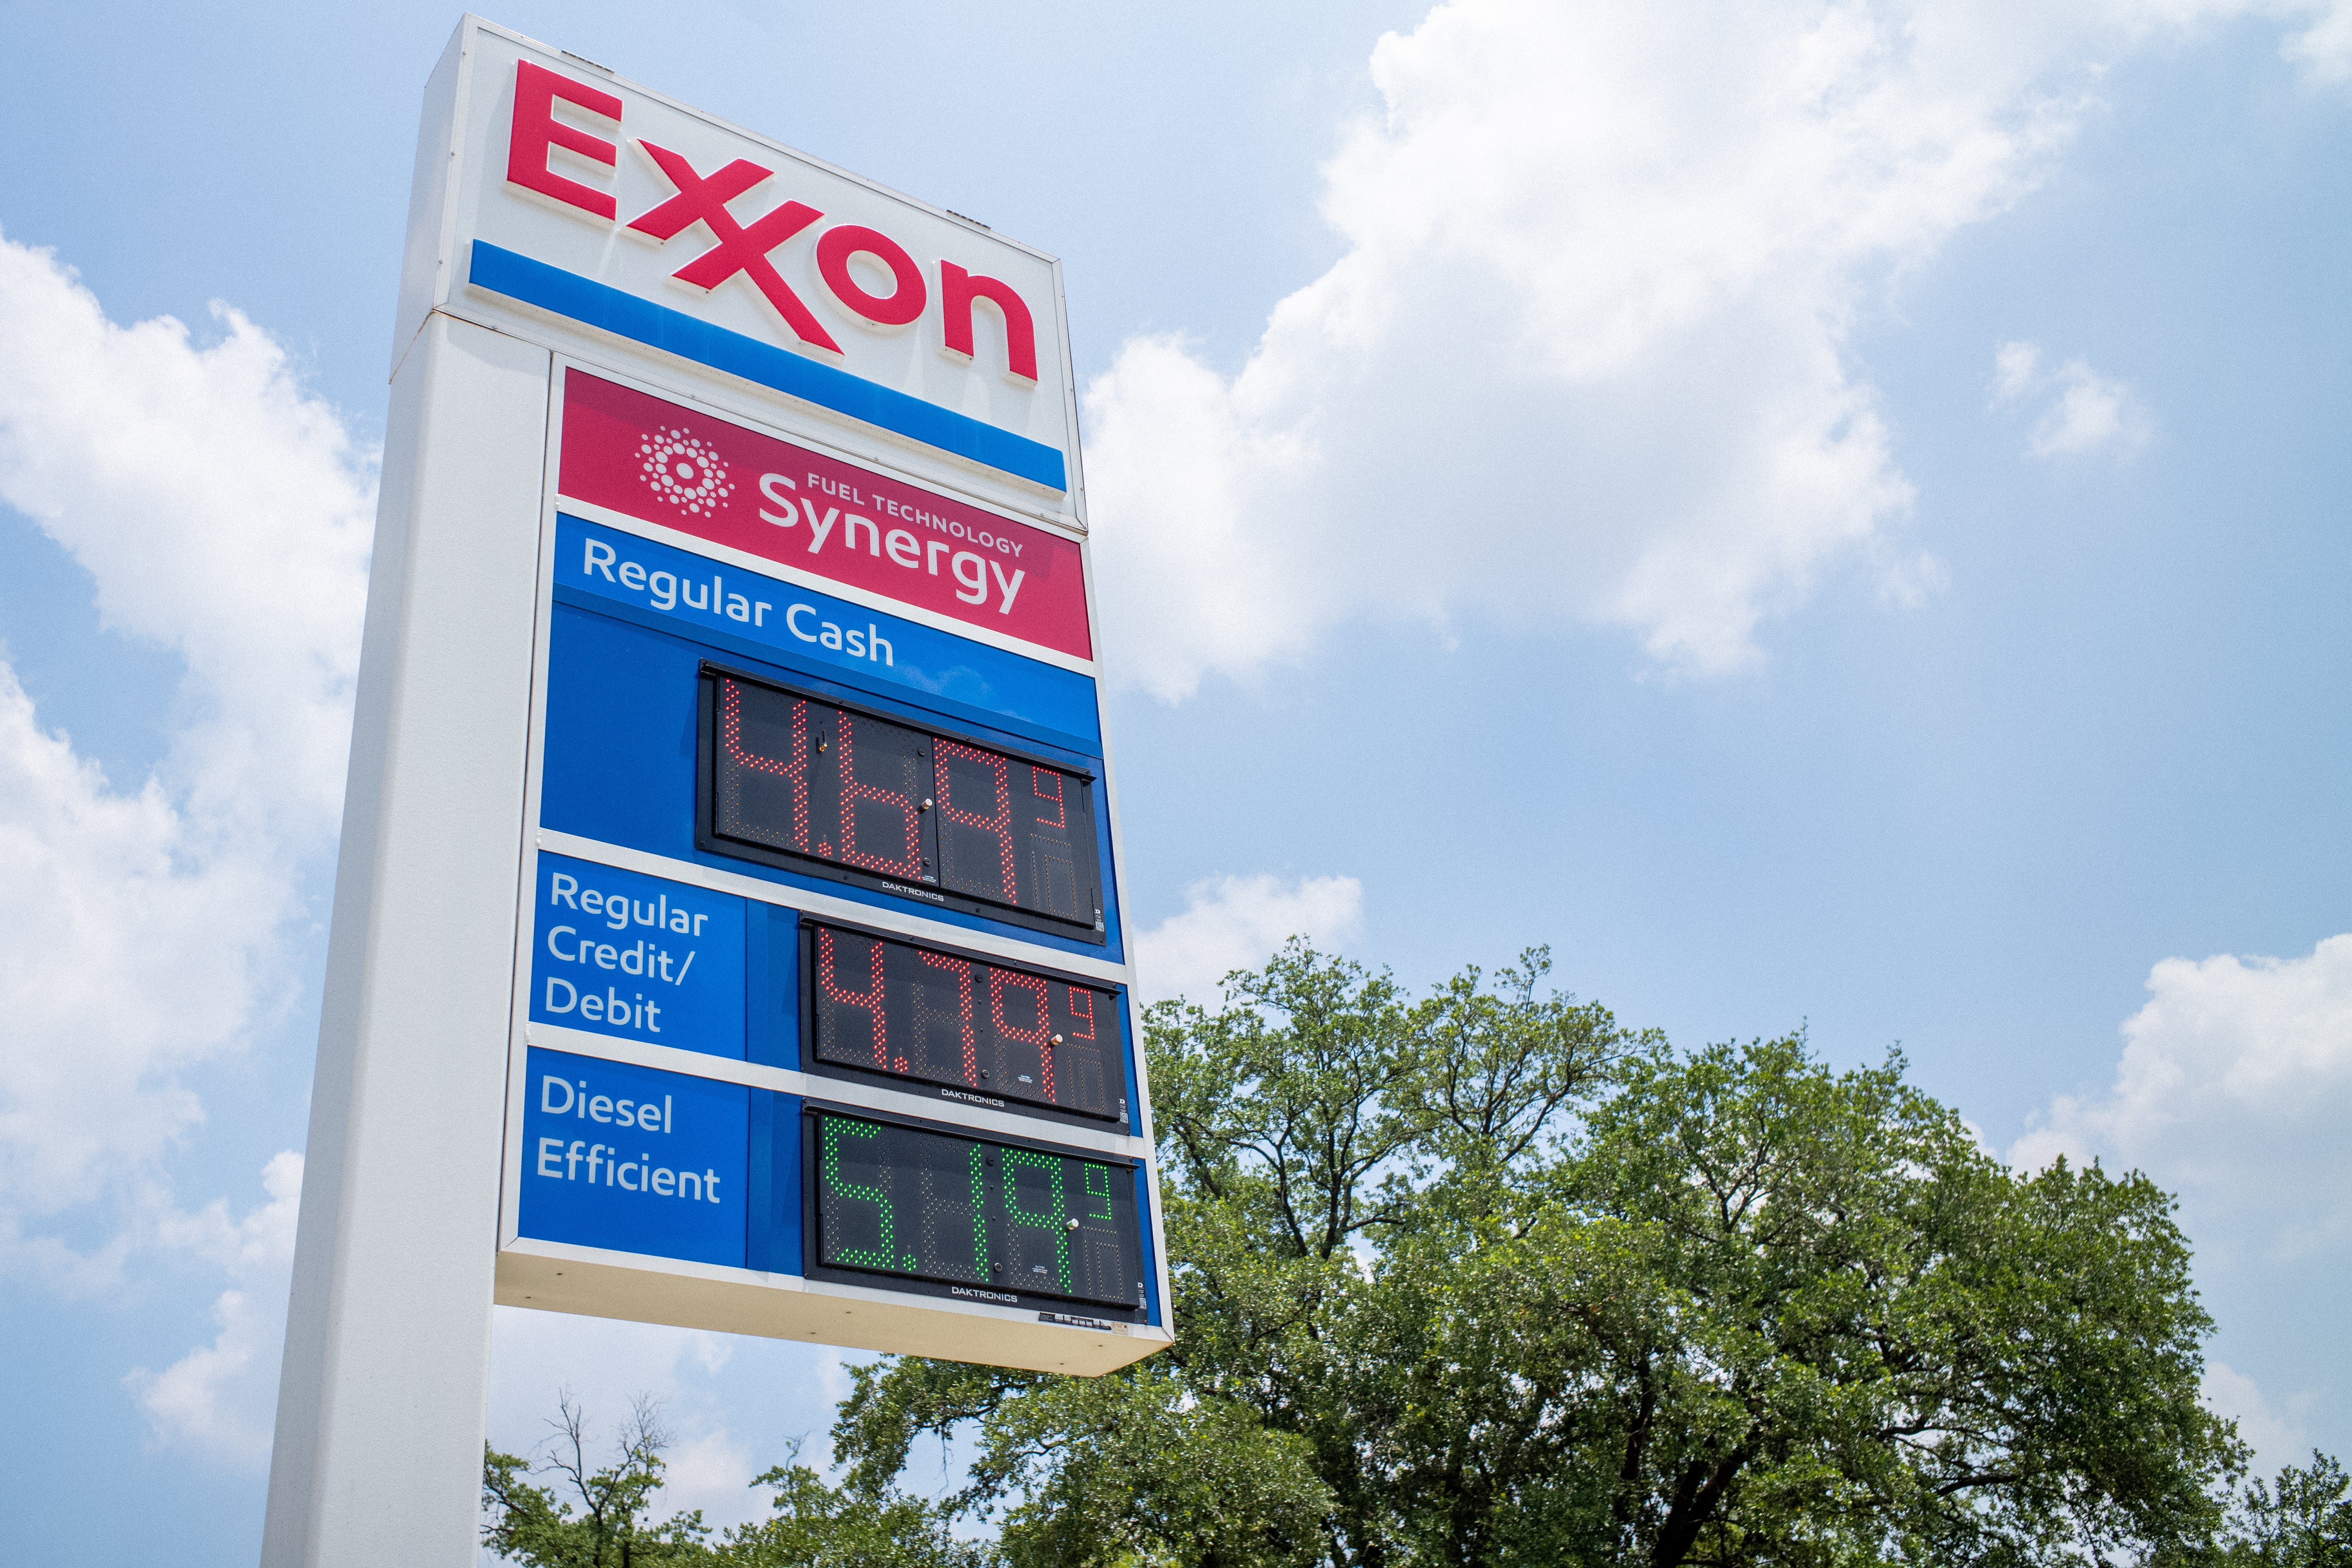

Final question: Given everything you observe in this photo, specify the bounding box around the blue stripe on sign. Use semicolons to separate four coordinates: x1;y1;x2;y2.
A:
465;241;1069;493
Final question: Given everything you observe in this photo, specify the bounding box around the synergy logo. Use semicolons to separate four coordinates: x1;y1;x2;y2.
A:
638;425;734;517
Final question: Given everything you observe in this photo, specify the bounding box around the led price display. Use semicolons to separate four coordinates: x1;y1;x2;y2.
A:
704;669;1102;934
811;1110;1143;1309
808;922;1125;1123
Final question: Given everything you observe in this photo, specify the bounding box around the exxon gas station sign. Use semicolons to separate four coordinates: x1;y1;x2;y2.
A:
264;18;1163;1568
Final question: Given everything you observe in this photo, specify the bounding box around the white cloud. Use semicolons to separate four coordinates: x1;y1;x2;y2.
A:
2282;0;2352;83
148;1148;307;1275
0;231;372;1464
0;667;268;1244
2030;367;2152;459
2012;934;2352;1263
0;230;372;1280
1991;338;2154;458
1084;0;2340;699
1132;873;1366;1003
658;1427;762;1526
2204;1361;2318;1476
0;238;374;841
1993;340;2044;401
123;1150;304;1468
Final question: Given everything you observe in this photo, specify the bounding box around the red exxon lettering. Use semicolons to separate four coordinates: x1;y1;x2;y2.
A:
628;141;841;353
507;61;623;218
939;261;1038;383
500;68;1045;388
817;226;928;327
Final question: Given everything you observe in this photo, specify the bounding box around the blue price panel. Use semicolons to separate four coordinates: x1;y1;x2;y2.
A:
517;1047;751;1267
530;853;746;1057
512;1051;1159;1324
538;523;1128;969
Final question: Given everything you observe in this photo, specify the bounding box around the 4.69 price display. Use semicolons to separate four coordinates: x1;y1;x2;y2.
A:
810;1110;1144;1310
701;668;1103;938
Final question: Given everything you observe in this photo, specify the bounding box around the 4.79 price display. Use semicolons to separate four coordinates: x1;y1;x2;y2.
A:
807;920;1126;1124
810;1109;1144;1311
702;668;1103;938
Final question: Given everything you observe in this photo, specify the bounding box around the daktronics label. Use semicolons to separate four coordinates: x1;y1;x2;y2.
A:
561;371;1091;659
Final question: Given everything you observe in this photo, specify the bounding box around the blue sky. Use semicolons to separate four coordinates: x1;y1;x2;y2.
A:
0;2;2347;1561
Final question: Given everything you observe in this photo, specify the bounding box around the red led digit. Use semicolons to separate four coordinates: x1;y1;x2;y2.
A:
935;740;1015;899
989;967;1055;1103
1064;986;1095;1041
721;680;812;852
834;712;925;880
919;949;978;1086
1031;767;1066;830
817;927;888;1067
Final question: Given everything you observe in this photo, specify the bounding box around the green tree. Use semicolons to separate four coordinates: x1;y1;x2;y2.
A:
708;1444;996;1567
483;1396;984;1568
483;1393;713;1566
832;941;2250;1568
2191;1453;2352;1568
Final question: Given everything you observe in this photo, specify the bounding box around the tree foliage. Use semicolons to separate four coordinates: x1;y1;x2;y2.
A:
707;1450;995;1568
484;1394;712;1567
484;1397;981;1568
828;941;2251;1568
2189;1453;2352;1568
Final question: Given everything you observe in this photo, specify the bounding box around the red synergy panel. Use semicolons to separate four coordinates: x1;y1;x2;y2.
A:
558;369;1092;660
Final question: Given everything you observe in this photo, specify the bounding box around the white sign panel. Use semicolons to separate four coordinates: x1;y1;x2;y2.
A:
399;22;1083;514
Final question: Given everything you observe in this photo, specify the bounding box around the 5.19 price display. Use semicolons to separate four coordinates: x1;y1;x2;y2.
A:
810;1109;1144;1310
702;668;1103;937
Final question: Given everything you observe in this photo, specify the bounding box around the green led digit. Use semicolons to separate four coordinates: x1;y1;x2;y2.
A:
821;1117;894;1269
1083;1163;1115;1222
1002;1148;1070;1293
968;1141;990;1277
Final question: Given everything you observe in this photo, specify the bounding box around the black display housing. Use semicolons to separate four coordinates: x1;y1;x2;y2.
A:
799;914;1131;1132
696;663;1107;945
801;1100;1148;1318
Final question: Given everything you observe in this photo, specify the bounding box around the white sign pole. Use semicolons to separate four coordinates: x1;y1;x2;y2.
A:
261;311;553;1564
